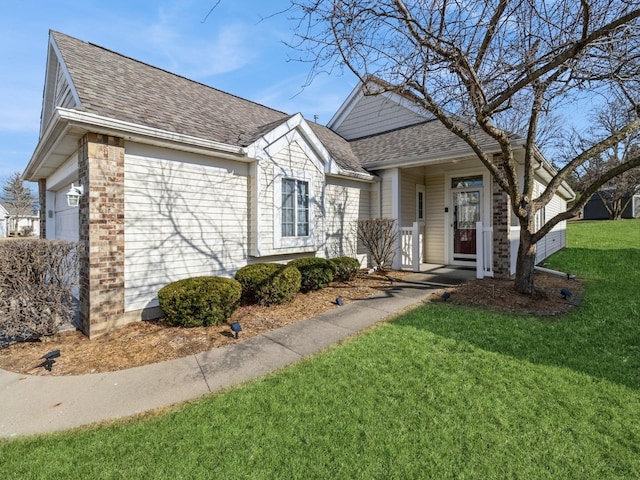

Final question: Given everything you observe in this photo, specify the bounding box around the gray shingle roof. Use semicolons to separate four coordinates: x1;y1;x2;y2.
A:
51;31;368;175
351;119;502;168
51;31;288;147
308;122;370;174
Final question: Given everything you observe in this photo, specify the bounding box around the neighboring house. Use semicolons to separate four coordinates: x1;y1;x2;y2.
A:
583;191;640;220
24;31;574;337
0;202;39;237
0;203;7;237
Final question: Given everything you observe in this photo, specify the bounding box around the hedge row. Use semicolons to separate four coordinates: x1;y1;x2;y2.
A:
157;256;361;327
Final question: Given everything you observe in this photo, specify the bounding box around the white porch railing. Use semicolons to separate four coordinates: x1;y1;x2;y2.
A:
475;221;494;279
399;222;422;272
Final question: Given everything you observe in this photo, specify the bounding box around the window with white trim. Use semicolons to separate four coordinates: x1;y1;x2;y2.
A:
281;178;309;237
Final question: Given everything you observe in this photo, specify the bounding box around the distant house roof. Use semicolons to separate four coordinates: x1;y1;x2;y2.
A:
50;31;369;175
0;202;38;217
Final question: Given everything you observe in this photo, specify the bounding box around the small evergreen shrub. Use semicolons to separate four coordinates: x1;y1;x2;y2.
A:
235;263;301;305
288;257;336;292
157;276;241;327
329;256;361;282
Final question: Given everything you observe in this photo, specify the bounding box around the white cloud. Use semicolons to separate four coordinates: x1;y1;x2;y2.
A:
139;9;258;80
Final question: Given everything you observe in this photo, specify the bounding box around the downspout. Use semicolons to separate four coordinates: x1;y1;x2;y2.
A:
534;265;575;279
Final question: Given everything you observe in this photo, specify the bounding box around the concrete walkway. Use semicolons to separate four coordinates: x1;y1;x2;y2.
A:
0;269;474;439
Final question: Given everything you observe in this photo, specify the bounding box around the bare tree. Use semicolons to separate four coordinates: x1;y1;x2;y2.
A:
290;0;640;293
1;172;36;235
356;218;398;271
570;100;640;219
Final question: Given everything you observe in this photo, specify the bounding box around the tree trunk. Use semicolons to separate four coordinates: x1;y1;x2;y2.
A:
514;227;537;295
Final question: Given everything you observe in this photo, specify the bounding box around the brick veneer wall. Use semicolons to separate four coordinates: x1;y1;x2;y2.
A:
78;133;125;337
492;175;511;279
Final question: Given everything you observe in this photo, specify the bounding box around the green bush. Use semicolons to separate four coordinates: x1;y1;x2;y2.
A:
157;276;241;327
288;257;336;292
329;256;361;282
235;263;301;305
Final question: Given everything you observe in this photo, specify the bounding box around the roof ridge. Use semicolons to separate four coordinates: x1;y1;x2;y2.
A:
49;30;289;118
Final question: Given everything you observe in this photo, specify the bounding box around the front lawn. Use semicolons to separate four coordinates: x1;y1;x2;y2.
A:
2;220;639;479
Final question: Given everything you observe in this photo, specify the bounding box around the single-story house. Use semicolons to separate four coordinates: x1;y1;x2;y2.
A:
582;191;640;220
24;31;574;337
0;202;39;237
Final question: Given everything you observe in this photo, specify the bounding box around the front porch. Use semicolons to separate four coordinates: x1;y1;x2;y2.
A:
378;161;514;280
397;221;518;279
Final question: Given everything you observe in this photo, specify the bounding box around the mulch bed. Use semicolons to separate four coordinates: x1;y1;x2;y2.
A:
0;270;582;376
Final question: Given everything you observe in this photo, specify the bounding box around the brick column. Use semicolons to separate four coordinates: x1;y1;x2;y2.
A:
78;133;125;337
38;179;46;238
492;171;511;279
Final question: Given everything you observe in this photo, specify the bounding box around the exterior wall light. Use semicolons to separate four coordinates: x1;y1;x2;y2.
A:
66;183;84;207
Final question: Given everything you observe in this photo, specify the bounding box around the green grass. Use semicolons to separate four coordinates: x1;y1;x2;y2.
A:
2;220;640;479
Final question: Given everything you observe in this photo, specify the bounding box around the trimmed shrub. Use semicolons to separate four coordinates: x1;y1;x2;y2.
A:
329;256;361;282
235;263;301;305
288;257;336;292
157;276;241;327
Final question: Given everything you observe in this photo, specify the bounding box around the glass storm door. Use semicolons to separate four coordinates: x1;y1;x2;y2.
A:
452;190;481;262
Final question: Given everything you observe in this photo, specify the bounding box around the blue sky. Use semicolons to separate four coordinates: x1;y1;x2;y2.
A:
0;0;357;183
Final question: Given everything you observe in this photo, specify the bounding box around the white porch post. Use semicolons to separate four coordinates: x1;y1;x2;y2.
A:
476;221;484;279
412;221;420;272
389;168;402;270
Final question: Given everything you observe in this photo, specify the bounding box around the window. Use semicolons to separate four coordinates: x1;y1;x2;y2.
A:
451;175;483;189
416;185;426;223
282;178;309;237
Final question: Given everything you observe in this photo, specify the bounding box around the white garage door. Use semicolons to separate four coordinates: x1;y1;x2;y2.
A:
54;186;79;241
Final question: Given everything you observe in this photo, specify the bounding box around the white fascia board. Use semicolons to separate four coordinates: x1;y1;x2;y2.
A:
24;107;247;180
327;84;364;130
24;109;69;180
245;113;306;160
58;108;246;156
246;113;348;177
325;171;377;183
49;35;82;107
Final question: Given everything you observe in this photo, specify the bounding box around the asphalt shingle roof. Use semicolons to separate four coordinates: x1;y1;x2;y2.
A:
51;31;369;175
52;31;289;146
351;119;501;168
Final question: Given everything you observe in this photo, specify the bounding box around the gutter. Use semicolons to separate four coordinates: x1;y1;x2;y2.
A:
24;107;248;180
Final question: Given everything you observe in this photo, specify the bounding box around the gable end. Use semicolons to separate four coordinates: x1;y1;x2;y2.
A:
40;34;81;136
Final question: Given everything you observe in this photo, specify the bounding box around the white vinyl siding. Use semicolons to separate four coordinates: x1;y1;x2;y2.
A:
533;180;567;264
425;174;445;264
124;145;249;311
325;177;371;260
400;171;423;227
379;171;394;218
334;94;427;140
255;141;324;256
